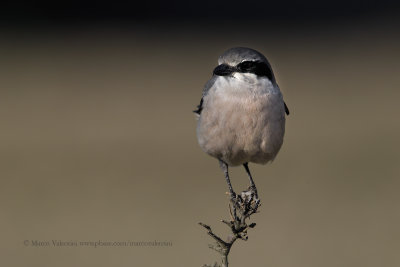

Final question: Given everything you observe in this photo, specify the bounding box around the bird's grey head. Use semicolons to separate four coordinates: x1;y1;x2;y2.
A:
213;47;275;83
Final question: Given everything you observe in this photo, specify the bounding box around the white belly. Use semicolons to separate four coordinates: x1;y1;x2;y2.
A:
197;74;286;166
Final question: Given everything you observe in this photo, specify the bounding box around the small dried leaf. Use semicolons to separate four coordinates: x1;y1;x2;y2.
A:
249;223;256;228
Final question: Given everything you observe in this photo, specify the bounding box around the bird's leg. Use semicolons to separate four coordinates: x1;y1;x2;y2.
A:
243;163;258;199
219;160;236;199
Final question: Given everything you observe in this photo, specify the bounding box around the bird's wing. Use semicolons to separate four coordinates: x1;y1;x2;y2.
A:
284;101;290;115
193;76;217;115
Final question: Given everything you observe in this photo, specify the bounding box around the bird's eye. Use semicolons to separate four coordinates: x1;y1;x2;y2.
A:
237;61;273;80
237;61;255;72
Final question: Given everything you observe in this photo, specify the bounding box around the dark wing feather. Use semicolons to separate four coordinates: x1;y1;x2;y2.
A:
193;76;217;115
284;101;290;115
193;98;203;115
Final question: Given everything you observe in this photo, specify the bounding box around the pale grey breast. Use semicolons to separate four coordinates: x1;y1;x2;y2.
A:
197;73;286;166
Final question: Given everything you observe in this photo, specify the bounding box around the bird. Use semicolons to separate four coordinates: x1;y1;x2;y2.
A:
194;47;289;200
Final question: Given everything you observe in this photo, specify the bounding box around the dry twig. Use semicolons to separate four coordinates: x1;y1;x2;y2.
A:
200;187;260;267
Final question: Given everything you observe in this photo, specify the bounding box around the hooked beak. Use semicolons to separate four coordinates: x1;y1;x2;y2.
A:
213;64;236;76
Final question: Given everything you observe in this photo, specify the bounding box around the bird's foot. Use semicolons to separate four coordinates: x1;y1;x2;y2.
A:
226;191;237;198
230;191;237;201
240;188;260;212
247;184;258;198
224;188;260;240
227;188;260;217
226;191;240;208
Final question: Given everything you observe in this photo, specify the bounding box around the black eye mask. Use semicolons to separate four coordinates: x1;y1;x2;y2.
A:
213;61;273;81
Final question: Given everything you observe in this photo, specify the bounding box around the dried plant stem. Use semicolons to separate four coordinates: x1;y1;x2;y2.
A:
200;188;260;267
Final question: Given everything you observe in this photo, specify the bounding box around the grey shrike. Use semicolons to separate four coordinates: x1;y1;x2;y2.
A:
194;47;289;199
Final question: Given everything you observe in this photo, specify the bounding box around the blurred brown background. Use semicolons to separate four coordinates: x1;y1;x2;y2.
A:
1;2;400;266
